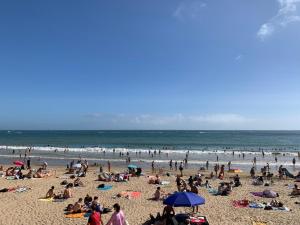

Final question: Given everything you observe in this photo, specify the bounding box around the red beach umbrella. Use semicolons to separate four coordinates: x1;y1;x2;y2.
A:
13;161;24;166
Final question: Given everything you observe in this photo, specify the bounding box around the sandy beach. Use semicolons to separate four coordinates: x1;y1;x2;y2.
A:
0;164;299;225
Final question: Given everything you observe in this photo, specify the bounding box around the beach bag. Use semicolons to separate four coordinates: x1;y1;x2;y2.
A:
98;184;105;188
61;180;68;185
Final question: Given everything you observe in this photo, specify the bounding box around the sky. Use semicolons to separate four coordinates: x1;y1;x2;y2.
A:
0;0;300;130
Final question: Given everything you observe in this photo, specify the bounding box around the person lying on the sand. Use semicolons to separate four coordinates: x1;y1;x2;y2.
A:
46;186;56;198
291;184;300;196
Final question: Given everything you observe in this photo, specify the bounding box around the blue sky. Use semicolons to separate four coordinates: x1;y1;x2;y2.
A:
1;0;300;130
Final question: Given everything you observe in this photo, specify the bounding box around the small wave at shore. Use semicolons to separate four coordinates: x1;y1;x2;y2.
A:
0;145;299;156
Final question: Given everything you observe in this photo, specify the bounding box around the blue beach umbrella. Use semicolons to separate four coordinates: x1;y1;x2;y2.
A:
163;192;205;207
127;164;138;169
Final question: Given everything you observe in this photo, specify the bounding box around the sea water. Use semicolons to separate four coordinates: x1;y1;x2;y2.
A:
0;130;299;171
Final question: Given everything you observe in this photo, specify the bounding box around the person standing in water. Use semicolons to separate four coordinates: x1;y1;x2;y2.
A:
293;158;296;167
107;161;111;173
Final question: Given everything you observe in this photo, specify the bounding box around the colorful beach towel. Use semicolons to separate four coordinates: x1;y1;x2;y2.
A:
97;185;113;191
65;213;85;218
118;191;141;198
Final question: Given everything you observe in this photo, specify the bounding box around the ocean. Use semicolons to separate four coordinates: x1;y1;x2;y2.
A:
0;130;299;170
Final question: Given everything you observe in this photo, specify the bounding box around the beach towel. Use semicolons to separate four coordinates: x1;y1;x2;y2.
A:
208;188;218;196
251;192;264;197
272;206;290;211
6;176;15;180
232;200;249;208
84;212;92;218
15;187;28;193
249;202;265;208
118;191;141;198
38;197;53;202
97;185;113;191
65;213;85;218
160;181;170;185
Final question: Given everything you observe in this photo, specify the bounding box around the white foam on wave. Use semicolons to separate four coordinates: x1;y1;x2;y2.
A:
0;145;299;156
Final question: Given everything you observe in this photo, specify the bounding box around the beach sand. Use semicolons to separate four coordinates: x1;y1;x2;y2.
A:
0;165;299;225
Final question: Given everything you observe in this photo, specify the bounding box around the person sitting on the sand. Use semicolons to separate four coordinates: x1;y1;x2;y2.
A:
84;194;93;206
74;178;84;187
291;184;300;196
63;186;72;199
152;187;163;201
233;174;241;187
155;175;161;185
24;169;33;179
5;167;15;176
162;205;175;224
33;168;44;178
15;169;24;179
205;180;211;188
73;198;84;213
252;176;264;186
46;186;56;198
92;196;103;213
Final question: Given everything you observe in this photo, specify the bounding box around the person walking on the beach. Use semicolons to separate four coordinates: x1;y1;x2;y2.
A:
106;203;126;225
275;156;278;163
179;162;183;177
87;204;104;225
107;161;111;173
242;153;245;159
216;155;219;162
206;161;209;170
228;161;231;171
175;161;178;171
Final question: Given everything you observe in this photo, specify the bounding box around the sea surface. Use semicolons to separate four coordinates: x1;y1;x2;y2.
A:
0;130;300;170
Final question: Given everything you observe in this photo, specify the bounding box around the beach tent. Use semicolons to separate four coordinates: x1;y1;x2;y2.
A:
13;161;24;166
163;192;205;207
127;164;137;169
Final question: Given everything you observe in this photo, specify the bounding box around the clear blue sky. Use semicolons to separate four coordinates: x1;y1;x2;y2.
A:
1;0;300;130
